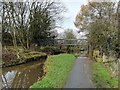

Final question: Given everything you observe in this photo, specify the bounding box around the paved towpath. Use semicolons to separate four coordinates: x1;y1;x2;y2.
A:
64;53;94;88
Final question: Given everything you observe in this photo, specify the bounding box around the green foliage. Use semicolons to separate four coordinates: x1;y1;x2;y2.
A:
75;2;119;57
59;29;77;53
93;50;100;60
40;46;64;55
29;9;56;45
64;29;77;44
30;54;75;88
65;30;76;39
92;61;118;88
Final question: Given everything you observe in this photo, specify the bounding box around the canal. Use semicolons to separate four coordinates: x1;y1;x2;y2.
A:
2;60;45;88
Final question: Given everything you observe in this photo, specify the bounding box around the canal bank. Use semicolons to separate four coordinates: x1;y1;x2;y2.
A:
2;47;47;67
30;54;75;88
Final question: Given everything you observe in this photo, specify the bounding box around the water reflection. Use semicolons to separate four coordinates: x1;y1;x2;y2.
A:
2;60;45;88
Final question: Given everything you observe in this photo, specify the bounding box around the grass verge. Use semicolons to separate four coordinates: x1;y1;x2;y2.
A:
92;61;118;88
30;54;75;88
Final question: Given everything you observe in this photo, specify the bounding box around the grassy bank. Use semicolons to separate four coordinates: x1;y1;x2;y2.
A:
2;47;47;67
30;54;75;88
92;61;118;88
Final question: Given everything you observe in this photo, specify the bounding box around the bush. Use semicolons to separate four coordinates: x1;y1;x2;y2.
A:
93;50;100;60
40;46;64;55
74;53;81;57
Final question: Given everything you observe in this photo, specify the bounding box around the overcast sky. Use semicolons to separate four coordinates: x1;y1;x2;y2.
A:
57;0;88;38
61;0;87;30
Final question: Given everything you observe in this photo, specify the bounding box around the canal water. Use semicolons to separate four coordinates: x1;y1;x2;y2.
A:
2;60;45;88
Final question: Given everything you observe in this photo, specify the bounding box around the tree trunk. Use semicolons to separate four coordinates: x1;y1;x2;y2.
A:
10;28;17;49
88;42;93;60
